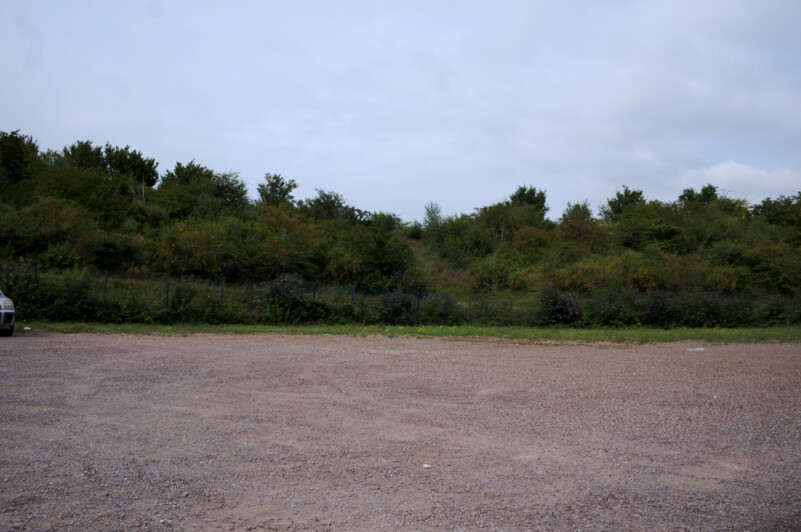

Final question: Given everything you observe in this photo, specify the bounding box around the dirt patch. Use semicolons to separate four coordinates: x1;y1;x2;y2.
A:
1;333;800;530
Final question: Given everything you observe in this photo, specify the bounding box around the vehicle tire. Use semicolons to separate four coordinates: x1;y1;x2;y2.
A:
0;326;12;337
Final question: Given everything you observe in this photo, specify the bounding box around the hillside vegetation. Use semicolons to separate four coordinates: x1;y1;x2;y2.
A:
1;130;800;326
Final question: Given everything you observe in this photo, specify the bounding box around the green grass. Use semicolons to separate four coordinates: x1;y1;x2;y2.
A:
15;321;801;343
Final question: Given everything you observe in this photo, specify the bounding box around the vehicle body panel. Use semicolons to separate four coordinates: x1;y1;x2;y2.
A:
0;290;15;336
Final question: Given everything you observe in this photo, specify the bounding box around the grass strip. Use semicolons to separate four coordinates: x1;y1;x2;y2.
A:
14;321;801;343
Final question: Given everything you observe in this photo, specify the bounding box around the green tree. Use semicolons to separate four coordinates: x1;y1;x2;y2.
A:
475;186;550;247
159;160;217;188
752;192;801;246
509;185;547;211
422;201;443;240
752;192;801;227
256;173;297;206
60;140;106;171
31;140;159;225
298;189;364;222
31;163;128;229
19;197;99;257
103;143;159;200
614;201;682;252
560;201;598;245
0;130;40;204
599;186;645;221
0;130;39;183
155;161;249;219
679;184;719;206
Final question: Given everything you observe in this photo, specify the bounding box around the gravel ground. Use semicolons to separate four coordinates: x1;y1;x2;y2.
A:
0;333;800;531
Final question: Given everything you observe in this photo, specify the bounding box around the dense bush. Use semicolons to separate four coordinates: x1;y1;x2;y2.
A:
1;130;800;329
583;289;641;327
535;285;583;326
2;262;799;327
251;275;329;324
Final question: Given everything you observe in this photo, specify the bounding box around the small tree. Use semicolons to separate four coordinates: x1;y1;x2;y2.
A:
509;185;547;211
0;130;40;185
298;189;364;222
104;143;159;200
155;161;249;219
423;201;442;230
560;201;596;243
256;173;298;206
599;185;645;221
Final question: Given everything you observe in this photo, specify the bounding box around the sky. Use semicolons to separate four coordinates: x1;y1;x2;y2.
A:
2;0;800;222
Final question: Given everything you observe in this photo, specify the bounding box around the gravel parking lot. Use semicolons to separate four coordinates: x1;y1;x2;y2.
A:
1;333;799;530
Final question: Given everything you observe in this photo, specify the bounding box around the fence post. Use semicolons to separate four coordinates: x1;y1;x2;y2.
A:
221;277;225;306
104;270;108;305
165;273;170;309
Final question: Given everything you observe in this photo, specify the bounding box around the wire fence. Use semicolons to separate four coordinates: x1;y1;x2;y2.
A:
4;263;799;327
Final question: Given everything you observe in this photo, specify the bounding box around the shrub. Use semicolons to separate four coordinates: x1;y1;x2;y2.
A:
405;221;423;240
420;294;450;324
469;254;511;292
466;294;509;326
633;291;677;328
253;274;330;324
39;243;78;269
551;262;601;294
96;299;151;324
381;290;419;325
34;270;101;322
584;289;638;327
675;290;740;328
536;285;583;326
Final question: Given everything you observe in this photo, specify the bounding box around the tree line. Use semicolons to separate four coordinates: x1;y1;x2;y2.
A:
1;129;800;306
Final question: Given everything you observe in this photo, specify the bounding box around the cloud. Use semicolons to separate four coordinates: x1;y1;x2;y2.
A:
1;1;800;221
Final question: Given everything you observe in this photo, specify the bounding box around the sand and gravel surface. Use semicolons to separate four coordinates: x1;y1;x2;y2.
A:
0;333;799;531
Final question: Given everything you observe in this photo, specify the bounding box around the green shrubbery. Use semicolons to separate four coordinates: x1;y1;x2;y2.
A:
3;260;798;328
1;130;800;330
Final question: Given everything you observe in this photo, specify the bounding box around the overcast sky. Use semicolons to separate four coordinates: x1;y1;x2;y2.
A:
3;0;800;221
